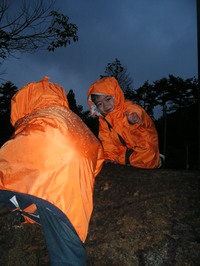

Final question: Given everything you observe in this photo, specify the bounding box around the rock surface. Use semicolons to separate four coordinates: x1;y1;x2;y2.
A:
0;163;200;265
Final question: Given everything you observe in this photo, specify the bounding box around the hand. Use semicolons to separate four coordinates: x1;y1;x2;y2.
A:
125;112;141;125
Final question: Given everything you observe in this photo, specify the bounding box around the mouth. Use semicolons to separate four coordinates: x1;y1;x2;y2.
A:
105;110;111;115
105;109;112;114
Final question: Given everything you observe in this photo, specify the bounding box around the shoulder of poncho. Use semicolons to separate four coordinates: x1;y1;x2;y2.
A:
124;100;144;110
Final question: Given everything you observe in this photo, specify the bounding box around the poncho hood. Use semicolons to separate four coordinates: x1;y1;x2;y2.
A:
87;77;125;117
11;76;69;127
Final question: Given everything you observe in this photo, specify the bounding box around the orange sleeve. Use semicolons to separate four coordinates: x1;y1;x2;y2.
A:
124;101;160;168
98;118;126;164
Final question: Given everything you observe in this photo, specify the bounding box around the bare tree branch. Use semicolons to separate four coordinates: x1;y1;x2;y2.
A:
0;0;78;62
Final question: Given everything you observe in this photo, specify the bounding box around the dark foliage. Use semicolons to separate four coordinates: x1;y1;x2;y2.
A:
84;116;99;138
155;103;198;169
133;81;156;119
67;89;83;116
0;81;17;146
100;58;133;94
0;74;198;169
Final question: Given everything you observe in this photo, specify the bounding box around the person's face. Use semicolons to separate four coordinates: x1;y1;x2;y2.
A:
94;94;115;116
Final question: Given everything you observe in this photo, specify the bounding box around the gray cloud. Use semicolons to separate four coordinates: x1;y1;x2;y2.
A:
2;0;197;113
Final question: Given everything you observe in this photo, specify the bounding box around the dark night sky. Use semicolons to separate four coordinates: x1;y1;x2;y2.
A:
2;0;197;118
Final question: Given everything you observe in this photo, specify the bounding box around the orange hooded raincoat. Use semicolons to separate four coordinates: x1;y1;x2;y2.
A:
88;77;159;168
0;77;104;242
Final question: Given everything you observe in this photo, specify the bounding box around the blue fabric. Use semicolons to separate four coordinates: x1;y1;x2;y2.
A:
0;190;76;233
37;205;87;266
0;191;87;266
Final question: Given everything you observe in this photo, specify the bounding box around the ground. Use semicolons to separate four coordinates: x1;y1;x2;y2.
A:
0;163;200;265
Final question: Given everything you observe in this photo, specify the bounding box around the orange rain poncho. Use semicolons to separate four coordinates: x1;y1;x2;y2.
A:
88;77;160;169
0;77;104;242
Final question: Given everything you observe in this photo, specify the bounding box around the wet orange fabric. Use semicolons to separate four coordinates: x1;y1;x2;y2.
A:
88;77;159;168
0;77;104;242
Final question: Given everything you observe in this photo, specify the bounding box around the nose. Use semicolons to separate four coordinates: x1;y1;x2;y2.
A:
104;101;110;109
104;103;110;111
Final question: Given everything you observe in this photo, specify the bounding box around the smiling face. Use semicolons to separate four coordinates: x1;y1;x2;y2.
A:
92;94;115;116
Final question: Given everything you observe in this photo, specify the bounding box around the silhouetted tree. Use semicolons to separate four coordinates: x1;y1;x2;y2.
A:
152;75;197;116
155;102;198;169
167;75;198;112
152;75;198;169
100;58;134;94
67;89;98;136
67;88;101;136
84;115;99;137
0;81;18;114
67;89;91;124
0;0;78;63
153;77;170;113
67;89;83;115
134;81;157;119
0;81;18;146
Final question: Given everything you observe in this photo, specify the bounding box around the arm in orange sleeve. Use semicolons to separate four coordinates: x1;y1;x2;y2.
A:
124;101;160;168
98;120;122;163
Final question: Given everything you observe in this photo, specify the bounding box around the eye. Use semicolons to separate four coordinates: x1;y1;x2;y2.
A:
96;102;102;107
106;97;112;102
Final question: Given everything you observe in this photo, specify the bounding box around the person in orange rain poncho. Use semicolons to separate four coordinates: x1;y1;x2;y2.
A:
0;77;104;266
88;76;162;169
